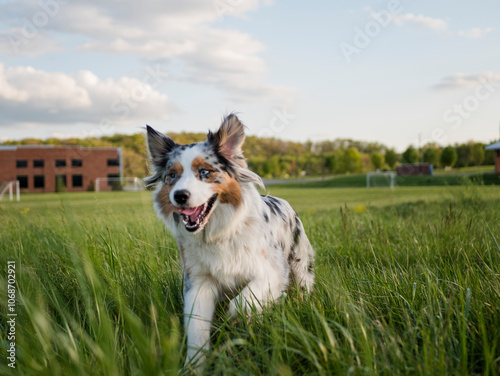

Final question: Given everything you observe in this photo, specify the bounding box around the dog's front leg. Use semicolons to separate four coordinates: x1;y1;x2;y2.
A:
227;274;282;319
183;278;218;372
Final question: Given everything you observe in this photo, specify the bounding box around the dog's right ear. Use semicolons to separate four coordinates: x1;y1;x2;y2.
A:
146;125;177;168
145;126;177;188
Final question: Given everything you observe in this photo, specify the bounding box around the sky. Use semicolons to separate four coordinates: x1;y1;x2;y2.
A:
0;0;499;151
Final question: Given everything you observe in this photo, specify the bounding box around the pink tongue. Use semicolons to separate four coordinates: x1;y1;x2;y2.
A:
178;205;204;219
178;207;198;215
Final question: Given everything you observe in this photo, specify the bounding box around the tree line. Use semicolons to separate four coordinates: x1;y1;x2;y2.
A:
2;133;497;179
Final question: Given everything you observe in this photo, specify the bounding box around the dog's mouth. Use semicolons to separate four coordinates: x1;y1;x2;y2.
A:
176;193;218;233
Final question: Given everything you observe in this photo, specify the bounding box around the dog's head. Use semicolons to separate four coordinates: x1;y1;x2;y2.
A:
145;114;264;234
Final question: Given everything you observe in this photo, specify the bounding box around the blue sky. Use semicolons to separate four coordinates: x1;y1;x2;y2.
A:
0;0;499;151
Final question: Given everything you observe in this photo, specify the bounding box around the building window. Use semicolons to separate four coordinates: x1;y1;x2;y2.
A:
55;159;66;167
34;175;45;188
16;160;28;168
71;159;82;167
107;158;119;166
17;176;28;189
72;174;83;187
33;159;44;167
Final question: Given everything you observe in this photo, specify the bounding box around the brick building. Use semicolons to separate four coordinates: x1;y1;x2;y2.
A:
0;145;122;193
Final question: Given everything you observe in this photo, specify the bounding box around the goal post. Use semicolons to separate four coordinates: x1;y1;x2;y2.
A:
366;171;396;189
95;177;144;192
0;181;20;201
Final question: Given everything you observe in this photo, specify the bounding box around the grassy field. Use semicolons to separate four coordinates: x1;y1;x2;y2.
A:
436;165;495;174
1;184;500;375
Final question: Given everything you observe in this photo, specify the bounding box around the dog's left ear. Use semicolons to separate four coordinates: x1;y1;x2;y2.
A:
208;114;246;166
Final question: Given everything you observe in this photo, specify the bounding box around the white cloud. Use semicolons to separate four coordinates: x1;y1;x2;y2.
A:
392;13;449;33
0;29;63;57
432;71;500;91
389;13;494;40
458;27;493;39
0;0;292;103
0;63;172;126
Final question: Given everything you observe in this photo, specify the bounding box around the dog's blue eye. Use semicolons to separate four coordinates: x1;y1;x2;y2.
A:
200;169;210;177
169;172;177;180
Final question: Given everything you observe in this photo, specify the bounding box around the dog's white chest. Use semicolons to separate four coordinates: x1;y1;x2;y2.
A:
182;236;262;290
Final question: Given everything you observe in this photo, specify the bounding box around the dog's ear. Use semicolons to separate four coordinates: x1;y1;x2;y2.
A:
144;126;177;187
207;114;246;165
146;125;176;167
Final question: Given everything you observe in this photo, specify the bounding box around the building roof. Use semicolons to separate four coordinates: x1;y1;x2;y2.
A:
485;141;500;151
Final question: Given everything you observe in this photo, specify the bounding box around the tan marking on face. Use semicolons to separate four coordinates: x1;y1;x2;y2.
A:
155;184;175;218
191;157;218;183
261;249;267;259
167;162;183;185
213;173;242;207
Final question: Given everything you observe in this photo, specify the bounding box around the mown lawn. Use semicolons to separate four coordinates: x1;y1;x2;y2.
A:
270;171;500;189
1;185;499;375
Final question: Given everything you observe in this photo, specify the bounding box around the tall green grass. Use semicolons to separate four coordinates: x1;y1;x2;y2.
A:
1;186;499;375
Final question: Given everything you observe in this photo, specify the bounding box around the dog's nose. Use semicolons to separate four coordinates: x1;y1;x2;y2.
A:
173;190;190;205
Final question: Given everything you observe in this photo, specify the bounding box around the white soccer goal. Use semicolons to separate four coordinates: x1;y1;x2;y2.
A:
0;181;20;201
366;171;396;189
95;177;144;192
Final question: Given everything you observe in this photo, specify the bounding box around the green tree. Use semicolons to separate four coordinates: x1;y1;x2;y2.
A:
263;155;281;178
470;143;485;166
484;147;495;165
302;155;324;176
370;152;384;170
324;154;337;174
384;149;398;169
441;146;458;168
455;143;472;167
423;148;439;166
343;147;362;173
55;176;66;193
402;145;419;164
123;149;147;178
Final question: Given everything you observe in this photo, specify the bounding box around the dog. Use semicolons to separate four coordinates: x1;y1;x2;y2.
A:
145;114;315;371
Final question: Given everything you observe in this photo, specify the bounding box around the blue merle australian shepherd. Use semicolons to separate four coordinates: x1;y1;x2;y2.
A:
145;114;315;370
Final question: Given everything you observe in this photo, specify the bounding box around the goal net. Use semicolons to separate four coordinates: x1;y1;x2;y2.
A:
95;177;145;192
366;172;396;189
0;181;20;201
